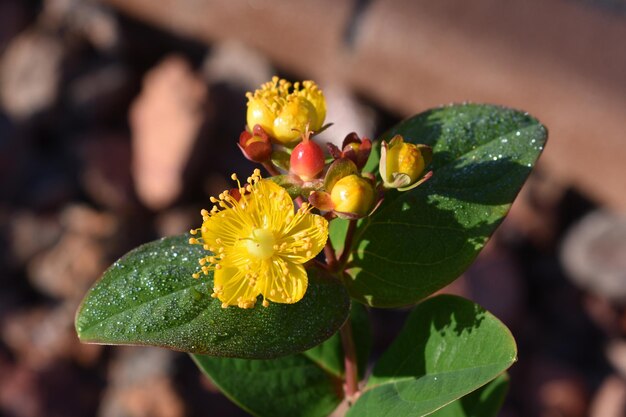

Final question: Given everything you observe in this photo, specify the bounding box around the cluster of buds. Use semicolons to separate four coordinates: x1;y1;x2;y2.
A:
308;134;378;219
245;76;326;146
237;77;433;221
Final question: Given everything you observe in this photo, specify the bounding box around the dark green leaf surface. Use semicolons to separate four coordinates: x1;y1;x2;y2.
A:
75;235;350;358
345;104;546;306
429;373;509;417
191;303;371;417
347;295;516;417
192;353;343;417
304;302;372;378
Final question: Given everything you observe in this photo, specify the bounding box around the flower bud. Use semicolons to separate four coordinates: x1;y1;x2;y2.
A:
290;133;325;181
246;98;275;138
327;132;372;170
246;77;326;145
380;135;432;191
273;96;318;144
238;125;272;163
330;174;375;217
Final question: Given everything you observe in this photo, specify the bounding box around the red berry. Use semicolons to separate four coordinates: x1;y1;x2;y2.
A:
290;139;325;181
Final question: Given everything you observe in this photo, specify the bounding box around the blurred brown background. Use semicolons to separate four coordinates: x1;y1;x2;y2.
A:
1;0;626;416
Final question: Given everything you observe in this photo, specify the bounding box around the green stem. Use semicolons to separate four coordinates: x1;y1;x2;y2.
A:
340;318;359;400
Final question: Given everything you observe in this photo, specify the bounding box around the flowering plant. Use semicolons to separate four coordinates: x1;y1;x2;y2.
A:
75;77;546;417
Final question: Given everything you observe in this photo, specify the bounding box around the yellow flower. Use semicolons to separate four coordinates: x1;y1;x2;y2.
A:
189;170;328;309
246;77;326;145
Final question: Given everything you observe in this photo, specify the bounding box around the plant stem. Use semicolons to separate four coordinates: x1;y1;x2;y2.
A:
323;239;338;271
340;318;359;400
261;161;281;177
312;259;330;271
338;220;357;267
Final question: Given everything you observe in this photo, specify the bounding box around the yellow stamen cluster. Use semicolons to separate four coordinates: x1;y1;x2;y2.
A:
246;76;326;144
190;169;328;309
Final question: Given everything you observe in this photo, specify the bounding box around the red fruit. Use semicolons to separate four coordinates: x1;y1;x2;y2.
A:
290;137;325;181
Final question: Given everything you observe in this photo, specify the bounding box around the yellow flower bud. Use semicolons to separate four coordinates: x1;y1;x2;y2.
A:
273;97;318;144
297;80;326;132
330;174;375;217
380;135;432;191
386;141;425;182
246;98;276;137
246;77;326;145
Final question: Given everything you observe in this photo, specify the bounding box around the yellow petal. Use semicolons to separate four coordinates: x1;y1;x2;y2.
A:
278;213;328;264
202;209;251;248
263;258;308;304
215;265;261;308
245;179;294;232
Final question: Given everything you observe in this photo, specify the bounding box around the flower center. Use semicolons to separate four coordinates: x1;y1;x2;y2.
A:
245;228;275;260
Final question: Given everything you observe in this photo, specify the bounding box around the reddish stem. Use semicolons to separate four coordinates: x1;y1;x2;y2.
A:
324;239;338;271
262;161;281;177
340;318;359;400
312;259;330;272
338;220;357;267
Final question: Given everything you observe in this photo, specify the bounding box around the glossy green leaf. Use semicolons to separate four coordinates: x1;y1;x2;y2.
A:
345;104;546;306
75;235;350;358
347;295;517;417
429;373;509;417
304;302;372;378
192;353;343;417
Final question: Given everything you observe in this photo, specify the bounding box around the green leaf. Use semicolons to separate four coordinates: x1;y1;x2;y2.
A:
304;302;372;378
346;295;517;417
429;373;509;417
345;104;546;307
192;353;343;417
75;235;350;358
190;303;372;417
329;218;350;255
